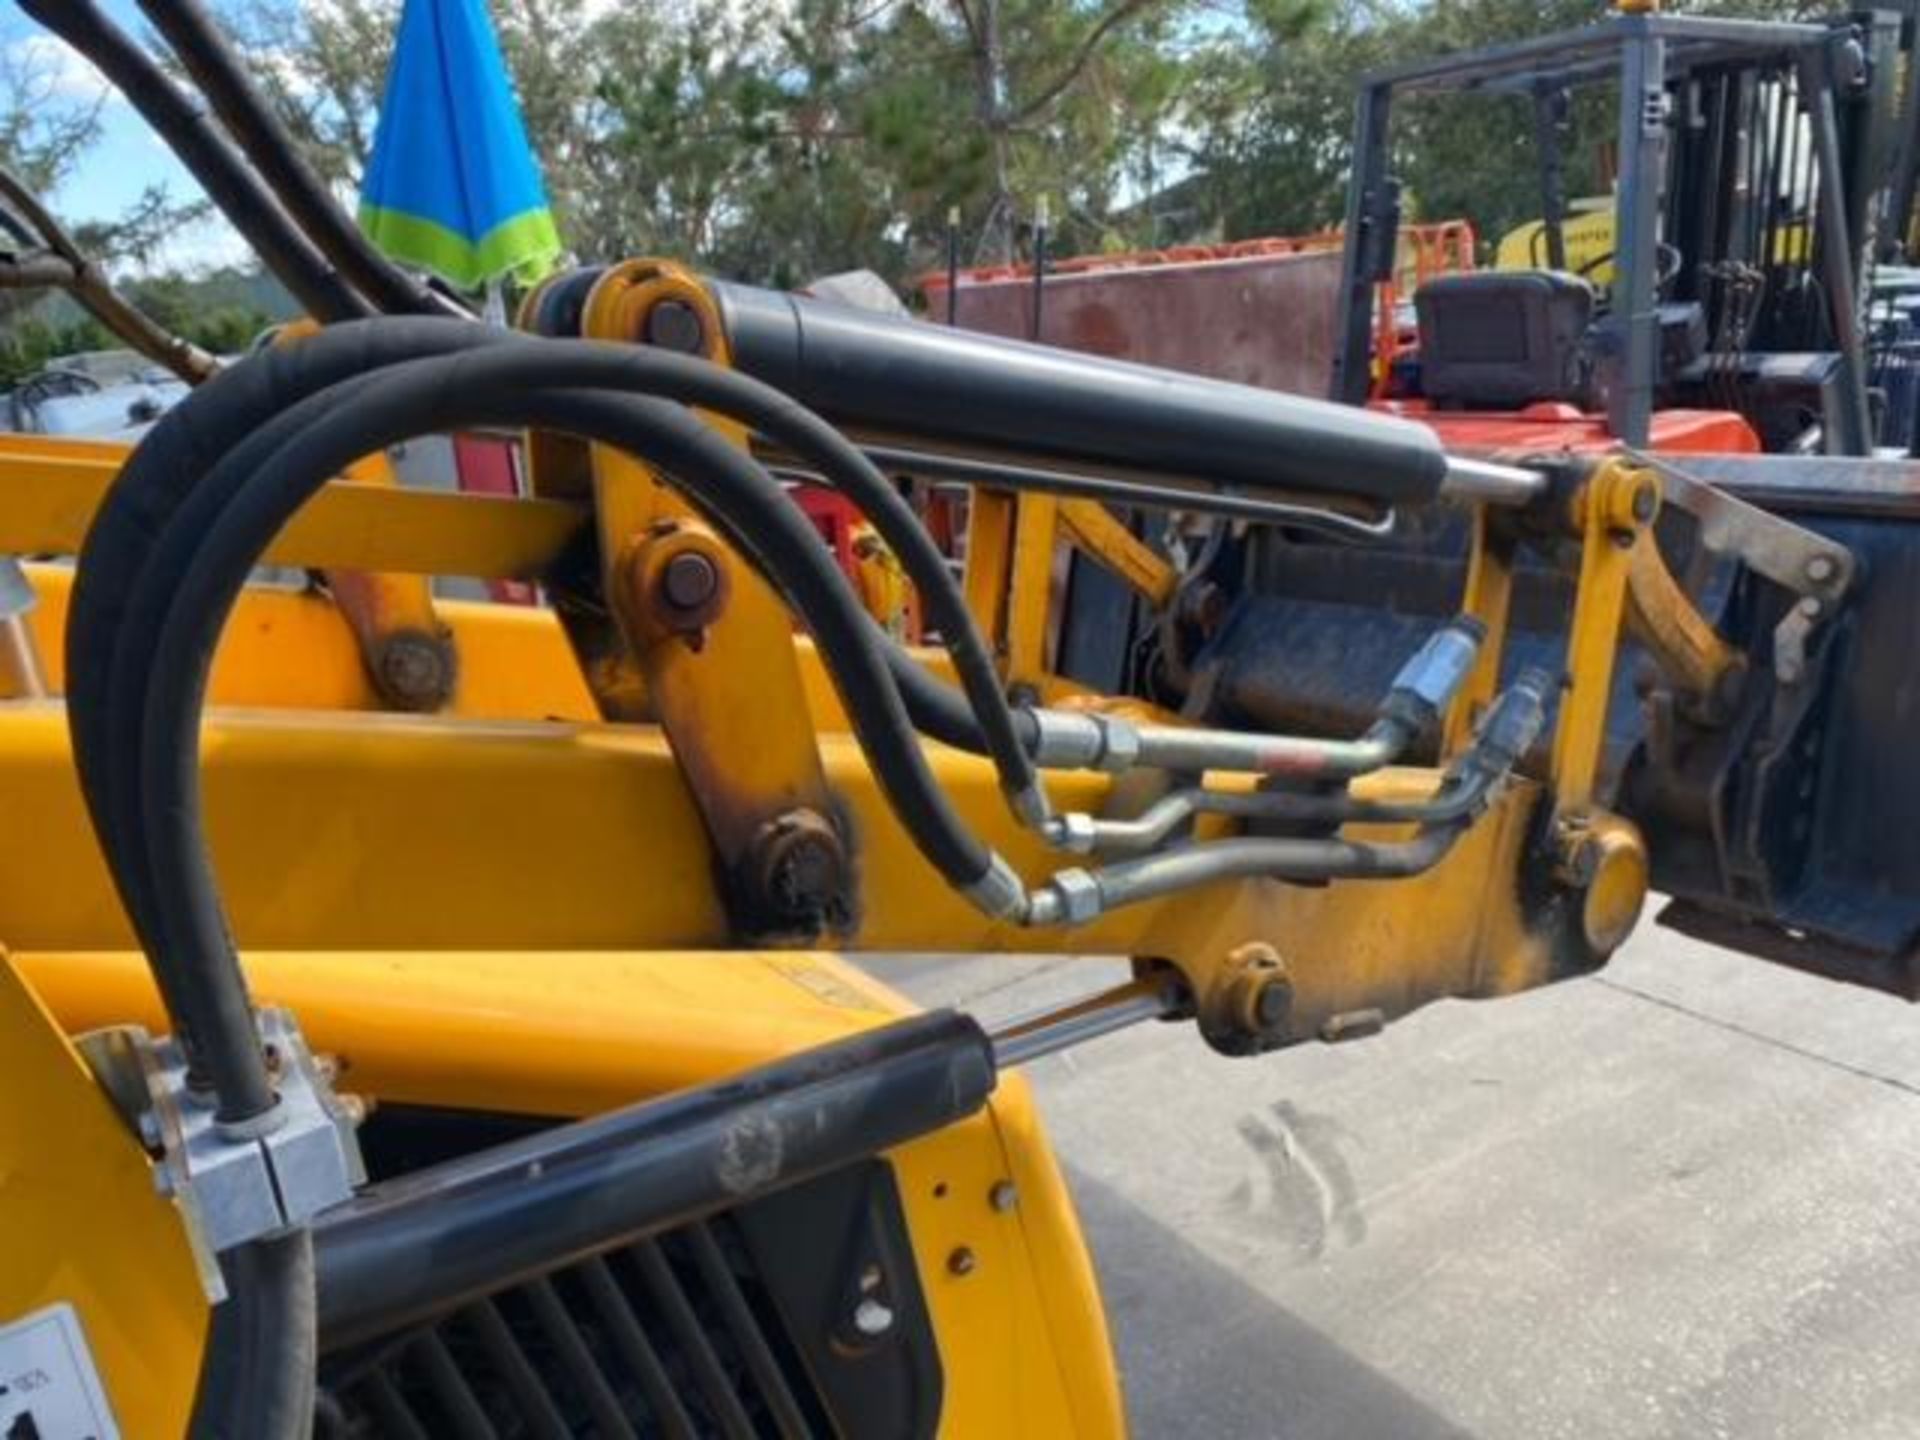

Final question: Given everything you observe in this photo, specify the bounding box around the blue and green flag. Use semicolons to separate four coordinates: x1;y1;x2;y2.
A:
358;0;561;291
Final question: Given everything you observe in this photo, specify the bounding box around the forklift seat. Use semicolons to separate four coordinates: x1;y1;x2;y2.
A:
1416;270;1594;409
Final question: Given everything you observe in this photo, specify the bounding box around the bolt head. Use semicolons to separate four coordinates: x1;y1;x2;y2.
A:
989;1180;1018;1212
852;1297;895;1336
1806;554;1837;585
947;1246;978;1277
645;299;707;354
660;551;721;611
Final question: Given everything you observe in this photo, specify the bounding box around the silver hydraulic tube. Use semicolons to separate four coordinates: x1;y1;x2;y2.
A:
1052;667;1551;856
1055;769;1488;856
1028;614;1486;779
1027;710;1414;781
1027;825;1464;926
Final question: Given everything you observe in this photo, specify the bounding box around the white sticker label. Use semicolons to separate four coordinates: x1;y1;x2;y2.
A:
0;1303;119;1440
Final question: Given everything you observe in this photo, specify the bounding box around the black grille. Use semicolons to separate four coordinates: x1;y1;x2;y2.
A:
319;1103;942;1440
323;1216;828;1439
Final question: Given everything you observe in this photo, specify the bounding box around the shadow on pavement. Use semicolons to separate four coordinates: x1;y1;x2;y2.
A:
1067;1165;1473;1440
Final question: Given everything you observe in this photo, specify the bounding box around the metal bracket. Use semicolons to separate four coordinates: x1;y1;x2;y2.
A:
78;1008;365;1301
1622;448;1854;685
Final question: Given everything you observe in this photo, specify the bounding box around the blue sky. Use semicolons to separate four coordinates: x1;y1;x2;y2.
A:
4;0;285;269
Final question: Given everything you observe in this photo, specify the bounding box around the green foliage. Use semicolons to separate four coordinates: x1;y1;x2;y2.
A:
9;0;1844;335
1190;0;1818;252
0;269;280;385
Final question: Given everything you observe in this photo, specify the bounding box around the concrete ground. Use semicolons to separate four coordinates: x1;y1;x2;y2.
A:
869;916;1920;1439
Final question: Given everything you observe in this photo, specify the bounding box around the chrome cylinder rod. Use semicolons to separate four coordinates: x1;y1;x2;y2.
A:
1441;454;1548;505
990;978;1182;1066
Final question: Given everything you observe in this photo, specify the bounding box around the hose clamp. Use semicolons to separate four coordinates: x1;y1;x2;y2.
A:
79;1009;366;1301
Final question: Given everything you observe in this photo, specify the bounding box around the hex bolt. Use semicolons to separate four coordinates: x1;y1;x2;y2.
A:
1805;554;1837;586
659;551;720;612
947;1246;978;1277
989;1180;1018;1213
852;1298;895;1337
646;299;707;354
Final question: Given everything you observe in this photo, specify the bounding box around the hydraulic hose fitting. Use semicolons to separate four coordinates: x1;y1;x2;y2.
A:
960;852;1031;922
1471;665;1553;775
1026;867;1105;927
1027;710;1140;771
1009;781;1055;828
1380;614;1487;735
1043;811;1100;854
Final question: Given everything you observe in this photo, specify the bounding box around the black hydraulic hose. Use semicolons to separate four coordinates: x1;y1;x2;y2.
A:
81;318;1037;861
887;641;1039;755
15;0;369;322
134;0;460;319
69;324;503;1030
76;319;1044;1086
188;1233;317;1440
131;352;1005;1118
78;317;1028;934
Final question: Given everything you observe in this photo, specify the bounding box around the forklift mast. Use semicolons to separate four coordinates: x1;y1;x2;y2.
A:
1333;10;1913;453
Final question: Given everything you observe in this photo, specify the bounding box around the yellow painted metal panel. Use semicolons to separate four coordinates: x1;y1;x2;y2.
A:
15;946;1122;1438
0;955;205;1438
0;448;585;578
22;563;600;721
1006;492;1060;682
1058;498;1177;606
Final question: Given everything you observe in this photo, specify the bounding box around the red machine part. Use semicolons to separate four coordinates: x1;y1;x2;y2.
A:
1384;399;1762;455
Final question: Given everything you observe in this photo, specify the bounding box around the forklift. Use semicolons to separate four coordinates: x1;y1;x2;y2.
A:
1333;6;1920;455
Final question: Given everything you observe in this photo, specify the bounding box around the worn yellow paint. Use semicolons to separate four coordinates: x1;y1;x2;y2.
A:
0;954;206;1439
576;261;835;867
